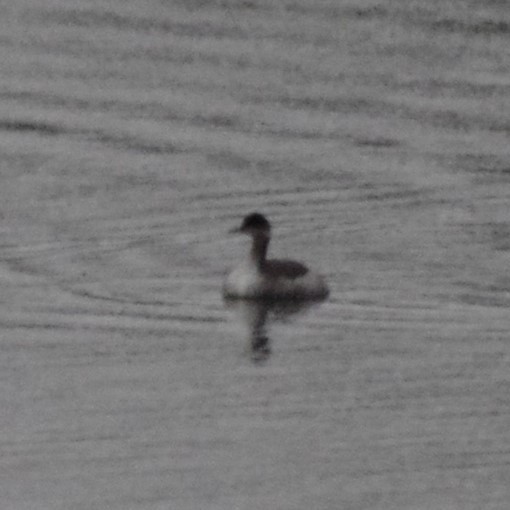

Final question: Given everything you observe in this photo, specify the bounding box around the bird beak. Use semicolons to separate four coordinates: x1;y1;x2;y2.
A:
228;226;241;234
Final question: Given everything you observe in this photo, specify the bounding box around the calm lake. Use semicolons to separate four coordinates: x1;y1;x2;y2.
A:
1;1;509;508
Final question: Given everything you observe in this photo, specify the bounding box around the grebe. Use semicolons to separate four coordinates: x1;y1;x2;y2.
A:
223;213;329;300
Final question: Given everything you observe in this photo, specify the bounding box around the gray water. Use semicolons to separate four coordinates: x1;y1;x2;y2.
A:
1;1;510;508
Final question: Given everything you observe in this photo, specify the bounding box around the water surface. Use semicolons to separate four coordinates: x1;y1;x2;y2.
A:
1;1;509;509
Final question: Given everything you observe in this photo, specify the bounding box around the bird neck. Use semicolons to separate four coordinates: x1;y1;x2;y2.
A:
250;232;269;268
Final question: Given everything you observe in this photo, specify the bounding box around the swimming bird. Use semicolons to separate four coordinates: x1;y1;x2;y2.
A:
223;213;329;300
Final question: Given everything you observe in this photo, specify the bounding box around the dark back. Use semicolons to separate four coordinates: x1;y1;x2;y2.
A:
262;259;309;279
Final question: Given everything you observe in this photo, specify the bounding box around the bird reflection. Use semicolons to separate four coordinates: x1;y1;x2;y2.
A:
224;298;320;363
